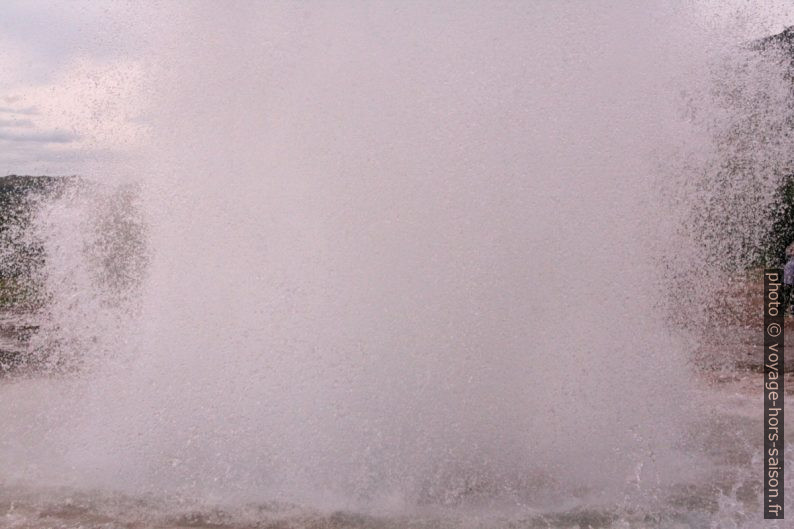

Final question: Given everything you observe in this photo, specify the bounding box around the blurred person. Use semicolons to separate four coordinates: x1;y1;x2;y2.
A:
784;242;794;315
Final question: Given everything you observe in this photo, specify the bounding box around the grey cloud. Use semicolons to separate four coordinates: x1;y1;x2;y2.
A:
0;143;122;176
0;106;39;115
0;129;77;143
0;118;34;128
2;2;152;89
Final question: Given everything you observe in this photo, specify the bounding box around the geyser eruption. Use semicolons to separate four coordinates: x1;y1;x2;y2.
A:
111;2;697;505
2;2;789;524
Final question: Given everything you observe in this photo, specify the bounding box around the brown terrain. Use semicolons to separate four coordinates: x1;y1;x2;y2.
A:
692;269;794;397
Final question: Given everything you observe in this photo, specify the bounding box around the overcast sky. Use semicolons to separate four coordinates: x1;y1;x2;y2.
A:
1;1;793;178
0;1;157;176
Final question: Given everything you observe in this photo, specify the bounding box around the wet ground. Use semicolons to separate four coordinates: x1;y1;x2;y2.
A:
0;306;791;528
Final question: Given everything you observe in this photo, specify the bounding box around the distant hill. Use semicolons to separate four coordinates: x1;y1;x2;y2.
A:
0;175;72;287
0;175;66;227
0;175;71;203
0;174;146;310
750;28;794;265
751;25;794;58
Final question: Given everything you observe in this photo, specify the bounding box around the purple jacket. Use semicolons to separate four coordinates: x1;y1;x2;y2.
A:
785;259;794;286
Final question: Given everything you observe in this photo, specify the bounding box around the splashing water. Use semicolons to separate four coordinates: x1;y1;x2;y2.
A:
1;2;793;527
